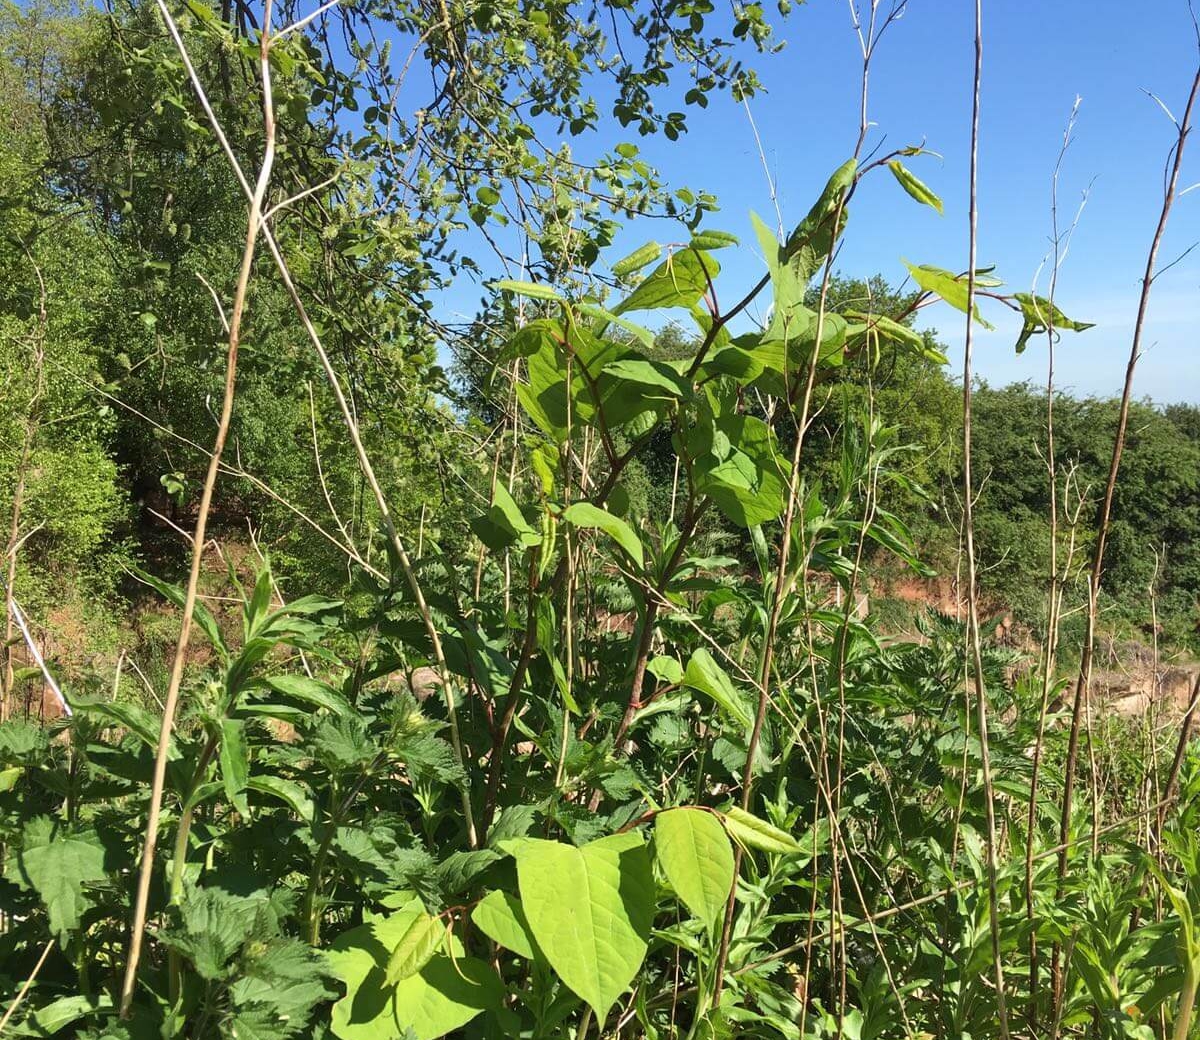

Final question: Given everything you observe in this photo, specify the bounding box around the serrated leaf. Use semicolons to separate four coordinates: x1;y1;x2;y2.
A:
385;912;445;984
247;774;314;822
654;808;734;932
7;817;107;937
220;717;249;816
516;833;653;1022
472;890;537;958
261;674;351;716
888;161;944;215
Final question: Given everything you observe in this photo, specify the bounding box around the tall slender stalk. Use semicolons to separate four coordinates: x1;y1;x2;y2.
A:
150;0;478;849
118;1;278;1015
959;2;1009;1034
1;260;46;721
1053;54;1200;1017
1026;98;1084;1029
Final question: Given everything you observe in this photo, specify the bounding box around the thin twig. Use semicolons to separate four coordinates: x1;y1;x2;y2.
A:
1053;47;1200;1019
119;0;279;1015
959;2;1009;1034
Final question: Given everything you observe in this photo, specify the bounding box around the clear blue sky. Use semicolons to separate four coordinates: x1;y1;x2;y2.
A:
541;0;1200;404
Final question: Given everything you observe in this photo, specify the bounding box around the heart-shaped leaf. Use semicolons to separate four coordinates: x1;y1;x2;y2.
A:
516;833;653;1022
654;808;734;932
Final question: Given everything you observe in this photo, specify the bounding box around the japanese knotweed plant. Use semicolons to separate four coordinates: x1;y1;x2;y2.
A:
0;154;1118;1040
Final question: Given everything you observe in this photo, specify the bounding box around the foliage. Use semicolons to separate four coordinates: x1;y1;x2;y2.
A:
1;1;1199;1039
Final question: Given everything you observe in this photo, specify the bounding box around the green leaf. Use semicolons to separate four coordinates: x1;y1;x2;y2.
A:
261;674;351;715
610;241;662;277
721;806;808;855
602;357;691;398
646;656;683;685
561;502;644;568
220;717;249;816
783;159;856;283
472;481;542;552
131;564;227;658
1012;293;1095;354
902;261;995;330
247;774;315;822
689;229;739;251
385;912;445;985
6;817;107;937
11;994;112;1035
516;833;654;1022
611;249;719;318
887;161;944;215
472;890;537;959
682;649;754;729
844;310;948;364
328;911;501;1040
654;808;734;932
577;304;655;348
0;766;20;792
495;279;562;302
74;698;176;758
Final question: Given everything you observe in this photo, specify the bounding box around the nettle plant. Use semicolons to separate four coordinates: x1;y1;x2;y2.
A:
0;155;1113;1040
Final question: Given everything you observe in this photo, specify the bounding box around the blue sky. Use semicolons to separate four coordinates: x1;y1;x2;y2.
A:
522;0;1200;403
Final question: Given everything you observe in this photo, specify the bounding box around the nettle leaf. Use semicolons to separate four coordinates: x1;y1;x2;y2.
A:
682;649;754;729
721;806;810;856
1012;292;1095;354
260;674;351;716
227;937;336;1036
74;698;175;758
654;808;735;932
385;912;445;984
472;890;538;959
220;717;249;816
516;833;654;1022
247;774;314;823
6;817;107;937
903;261;994;329
888;161;944;215
561;502;644;569
131;564;227;658
0;718;49;759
